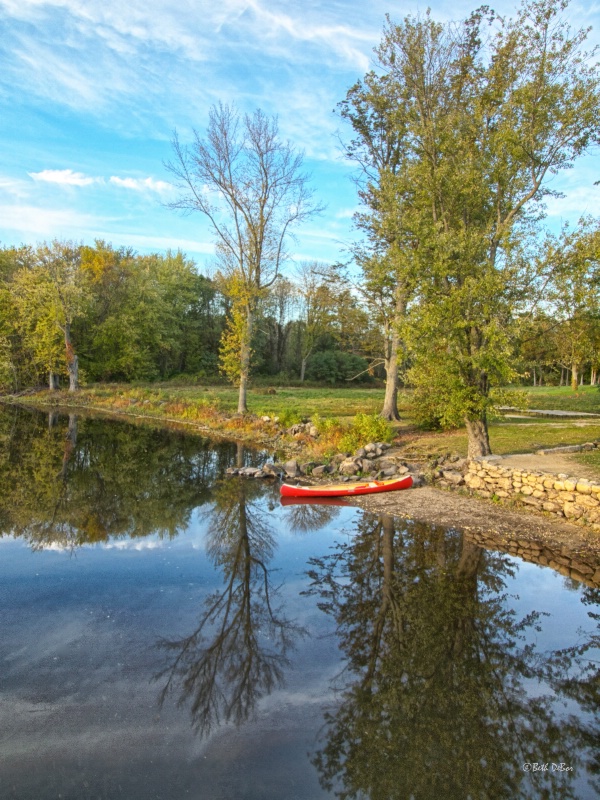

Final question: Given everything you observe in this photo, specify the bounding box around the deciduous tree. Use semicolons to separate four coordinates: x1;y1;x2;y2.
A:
167;104;322;412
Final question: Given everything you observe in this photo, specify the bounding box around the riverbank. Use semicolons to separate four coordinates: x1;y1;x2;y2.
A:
4;386;600;557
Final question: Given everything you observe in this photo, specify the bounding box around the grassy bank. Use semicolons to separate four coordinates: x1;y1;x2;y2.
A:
3;382;600;464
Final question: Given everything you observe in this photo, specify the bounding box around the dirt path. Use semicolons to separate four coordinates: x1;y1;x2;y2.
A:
495;451;599;481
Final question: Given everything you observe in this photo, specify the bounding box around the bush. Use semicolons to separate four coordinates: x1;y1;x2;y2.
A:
339;413;393;452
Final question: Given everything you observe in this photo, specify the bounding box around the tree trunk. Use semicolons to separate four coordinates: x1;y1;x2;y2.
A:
381;326;401;421
381;291;405;422
465;416;491;458
532;368;536;387
560;367;565;386
64;323;78;392
237;308;253;413
571;361;579;391
591;367;597;386
48;371;59;391
300;355;308;383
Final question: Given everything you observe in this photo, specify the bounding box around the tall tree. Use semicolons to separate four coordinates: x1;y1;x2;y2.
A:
340;66;416;420
167;104;322;412
349;0;600;456
12;241;89;391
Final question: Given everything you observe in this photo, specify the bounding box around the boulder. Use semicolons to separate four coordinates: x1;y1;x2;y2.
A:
442;470;464;486
339;458;360;475
312;465;330;477
284;459;301;477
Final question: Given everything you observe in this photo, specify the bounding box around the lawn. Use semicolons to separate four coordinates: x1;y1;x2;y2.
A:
510;385;600;414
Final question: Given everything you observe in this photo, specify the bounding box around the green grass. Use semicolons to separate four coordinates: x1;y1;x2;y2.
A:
511;385;600;413
397;420;600;459
572;450;600;472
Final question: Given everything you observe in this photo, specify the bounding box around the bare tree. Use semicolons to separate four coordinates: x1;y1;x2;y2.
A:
167;104;322;412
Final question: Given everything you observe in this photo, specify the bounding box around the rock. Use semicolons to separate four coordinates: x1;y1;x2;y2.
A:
355;447;367;458
284;459;300;477
261;463;280;477
240;467;260;476
382;467;397;477
396;465;409;475
520;496;542;508
563;502;584;520
308;426;319;437
442;470;464;485
301;461;317;474
339;458;360;475
312;465;330;477
364;443;377;453
261;415;271;422
225;467;239;475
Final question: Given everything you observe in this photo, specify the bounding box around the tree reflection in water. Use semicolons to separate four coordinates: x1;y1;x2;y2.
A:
307;513;599;800
0;405;237;548
155;479;305;737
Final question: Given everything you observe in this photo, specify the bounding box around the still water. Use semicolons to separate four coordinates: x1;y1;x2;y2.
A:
0;405;598;800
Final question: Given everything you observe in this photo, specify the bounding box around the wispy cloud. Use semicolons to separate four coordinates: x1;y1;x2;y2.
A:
109;176;171;193
28;168;99;186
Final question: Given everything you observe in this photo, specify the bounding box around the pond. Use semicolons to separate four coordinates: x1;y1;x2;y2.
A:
0;405;598;800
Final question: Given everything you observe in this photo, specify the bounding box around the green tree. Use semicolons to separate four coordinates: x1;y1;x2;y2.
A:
544;218;600;389
348;0;600;455
167;103;322;412
340;68;417;420
12;241;89;391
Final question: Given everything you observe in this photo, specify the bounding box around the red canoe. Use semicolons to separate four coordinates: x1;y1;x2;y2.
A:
280;475;413;498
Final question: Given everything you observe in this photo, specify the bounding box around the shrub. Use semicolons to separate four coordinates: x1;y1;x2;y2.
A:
339;413;393;452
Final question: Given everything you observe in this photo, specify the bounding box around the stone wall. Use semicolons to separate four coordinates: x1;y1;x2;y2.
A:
461;456;600;531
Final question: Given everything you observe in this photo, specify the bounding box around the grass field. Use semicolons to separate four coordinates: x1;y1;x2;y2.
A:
510;385;600;413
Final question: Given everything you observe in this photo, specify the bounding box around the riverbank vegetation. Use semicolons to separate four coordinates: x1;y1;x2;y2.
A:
1;0;600;459
7;383;600;465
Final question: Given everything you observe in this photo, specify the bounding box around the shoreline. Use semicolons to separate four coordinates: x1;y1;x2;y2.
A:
4;392;600;559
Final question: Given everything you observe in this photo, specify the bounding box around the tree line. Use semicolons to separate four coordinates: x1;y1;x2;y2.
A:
0;241;380;392
1;0;600;459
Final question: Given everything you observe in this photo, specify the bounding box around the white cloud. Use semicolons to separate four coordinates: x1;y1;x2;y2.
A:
28;168;99;186
0;203;103;236
109;176;171;193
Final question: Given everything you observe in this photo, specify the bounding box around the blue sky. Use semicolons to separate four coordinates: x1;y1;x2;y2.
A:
1;0;599;274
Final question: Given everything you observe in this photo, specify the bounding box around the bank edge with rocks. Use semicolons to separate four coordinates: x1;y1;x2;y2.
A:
226;439;427;486
435;445;600;532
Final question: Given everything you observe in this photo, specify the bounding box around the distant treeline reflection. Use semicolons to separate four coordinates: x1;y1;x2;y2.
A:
0;405;260;548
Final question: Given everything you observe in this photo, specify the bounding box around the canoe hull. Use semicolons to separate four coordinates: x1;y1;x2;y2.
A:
280;475;413;498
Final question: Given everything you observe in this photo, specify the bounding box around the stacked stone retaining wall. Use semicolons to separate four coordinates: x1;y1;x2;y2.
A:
462;457;600;530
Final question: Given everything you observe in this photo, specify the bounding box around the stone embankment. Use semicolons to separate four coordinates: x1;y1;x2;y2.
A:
434;444;600;532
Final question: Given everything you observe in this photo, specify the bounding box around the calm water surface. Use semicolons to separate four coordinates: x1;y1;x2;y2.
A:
0;406;598;799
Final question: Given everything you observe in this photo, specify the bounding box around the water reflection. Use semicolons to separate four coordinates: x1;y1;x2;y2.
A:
156;478;305;736
307;513;600;799
0;405;256;548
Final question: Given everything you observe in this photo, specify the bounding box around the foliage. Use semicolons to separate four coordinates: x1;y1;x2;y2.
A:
305;350;372;384
339;413;393;452
343;0;600;456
